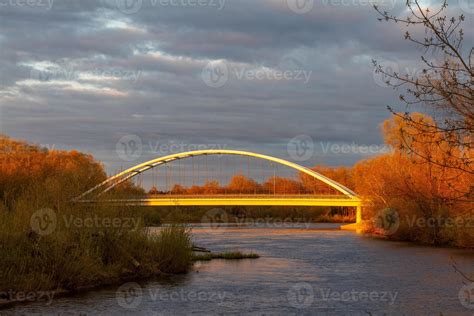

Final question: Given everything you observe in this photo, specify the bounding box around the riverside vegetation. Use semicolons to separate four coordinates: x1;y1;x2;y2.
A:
0;135;193;304
0;136;256;306
0;114;472;304
140;114;471;247
138;114;472;248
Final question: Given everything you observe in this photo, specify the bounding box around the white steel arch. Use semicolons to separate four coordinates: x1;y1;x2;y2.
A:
76;150;358;201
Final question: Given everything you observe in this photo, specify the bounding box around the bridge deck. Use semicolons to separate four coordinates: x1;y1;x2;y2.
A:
81;195;363;207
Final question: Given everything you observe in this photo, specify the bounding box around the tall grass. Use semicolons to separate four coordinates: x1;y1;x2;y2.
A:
147;226;193;273
0;205;193;297
0;136;194;300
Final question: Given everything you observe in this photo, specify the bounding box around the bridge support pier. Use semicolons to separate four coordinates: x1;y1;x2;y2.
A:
356;206;362;224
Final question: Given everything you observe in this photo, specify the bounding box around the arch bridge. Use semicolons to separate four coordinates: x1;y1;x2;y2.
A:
76;150;364;223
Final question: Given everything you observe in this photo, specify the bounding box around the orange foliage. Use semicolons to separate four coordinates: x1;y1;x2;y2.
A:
0;135;107;209
353;114;473;246
202;180;222;194
226;175;259;194
262;177;303;194
300;166;354;195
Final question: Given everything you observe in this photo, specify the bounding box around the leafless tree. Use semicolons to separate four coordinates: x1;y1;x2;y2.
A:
373;1;473;186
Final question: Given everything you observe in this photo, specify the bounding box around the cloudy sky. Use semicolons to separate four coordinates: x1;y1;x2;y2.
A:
1;0;472;174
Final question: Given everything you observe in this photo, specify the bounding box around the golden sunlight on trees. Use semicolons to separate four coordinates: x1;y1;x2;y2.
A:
262;177;302;194
203;180;222;194
0;135;145;210
300;166;354;195
373;0;473;175
0;135;193;295
0;135;106;210
370;0;473;246
226;175;259;194
353;113;473;246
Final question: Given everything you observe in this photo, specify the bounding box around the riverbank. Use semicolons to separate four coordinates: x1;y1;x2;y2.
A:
0;136;197;307
341;219;474;250
0;245;259;310
7;224;470;315
0;212;194;307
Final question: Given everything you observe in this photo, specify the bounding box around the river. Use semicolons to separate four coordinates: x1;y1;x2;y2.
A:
3;224;474;315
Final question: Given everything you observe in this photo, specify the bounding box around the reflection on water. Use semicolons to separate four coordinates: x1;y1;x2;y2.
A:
4;224;474;315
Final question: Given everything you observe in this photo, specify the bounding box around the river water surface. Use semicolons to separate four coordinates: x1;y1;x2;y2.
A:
4;224;474;315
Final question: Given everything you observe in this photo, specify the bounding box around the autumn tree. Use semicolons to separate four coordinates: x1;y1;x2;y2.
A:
353;114;473;245
202;180;222;194
171;184;186;194
0;135;108;210
149;186;160;195
383;113;472;201
373;0;473;177
300;166;354;195
226;175;259;194
262;177;303;194
186;185;204;195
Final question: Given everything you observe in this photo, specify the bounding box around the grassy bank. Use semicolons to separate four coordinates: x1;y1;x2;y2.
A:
0;208;193;300
358;211;474;249
0;136;195;305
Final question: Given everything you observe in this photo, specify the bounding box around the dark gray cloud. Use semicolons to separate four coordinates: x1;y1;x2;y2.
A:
1;0;472;174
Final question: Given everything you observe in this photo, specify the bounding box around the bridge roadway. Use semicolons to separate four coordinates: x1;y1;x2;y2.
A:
79;195;363;223
84;193;360;210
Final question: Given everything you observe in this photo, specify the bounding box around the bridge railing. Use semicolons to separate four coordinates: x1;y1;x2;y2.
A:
133;194;357;200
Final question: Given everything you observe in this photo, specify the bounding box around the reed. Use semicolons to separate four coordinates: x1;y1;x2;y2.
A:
0;204;193;298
